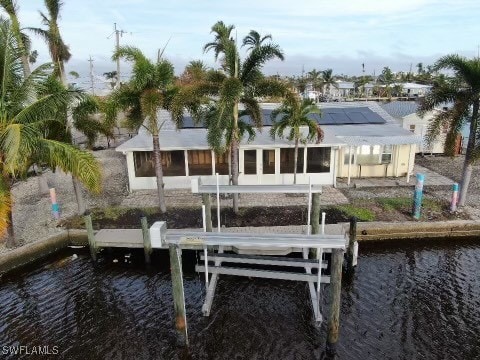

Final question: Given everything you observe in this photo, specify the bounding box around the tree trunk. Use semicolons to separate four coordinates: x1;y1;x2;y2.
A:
21;55;31;78
153;135;167;213
458;100;479;207
232;101;240;214
5;207;17;248
293;138;299;184
231;138;239;213
72;176;86;214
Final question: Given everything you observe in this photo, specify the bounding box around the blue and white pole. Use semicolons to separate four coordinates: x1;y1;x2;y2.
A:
49;188;60;220
412;173;425;220
451;183;459;212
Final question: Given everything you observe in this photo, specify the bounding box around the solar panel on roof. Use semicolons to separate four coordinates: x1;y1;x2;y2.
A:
180;106;386;128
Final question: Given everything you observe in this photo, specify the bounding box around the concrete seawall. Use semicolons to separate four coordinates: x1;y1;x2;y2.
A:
1;220;479;275
356;220;480;241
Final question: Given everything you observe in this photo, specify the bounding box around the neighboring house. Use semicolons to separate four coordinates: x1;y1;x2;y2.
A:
326;81;355;99
116;102;420;190
397;83;432;98
380;101;446;154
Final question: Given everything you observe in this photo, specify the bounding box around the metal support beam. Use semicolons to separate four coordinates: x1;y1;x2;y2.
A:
200;253;327;269
196;265;331;283
202;246;223;316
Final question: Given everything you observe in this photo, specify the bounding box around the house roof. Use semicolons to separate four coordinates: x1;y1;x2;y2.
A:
380;101;419;119
116;101;420;152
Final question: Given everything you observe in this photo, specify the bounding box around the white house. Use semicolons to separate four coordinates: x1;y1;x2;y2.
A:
397;83;432;98
380;101;445;154
116;102;421;191
326;81;355;99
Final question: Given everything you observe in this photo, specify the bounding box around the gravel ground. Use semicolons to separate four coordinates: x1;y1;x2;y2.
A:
415;154;480;218
2;151;479;253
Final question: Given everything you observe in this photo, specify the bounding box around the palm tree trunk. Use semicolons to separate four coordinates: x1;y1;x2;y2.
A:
152;135;167;213
293;138;299;185
5;201;16;248
232;102;240;214
458;100;479;207
72;177;86;214
21;55;31;78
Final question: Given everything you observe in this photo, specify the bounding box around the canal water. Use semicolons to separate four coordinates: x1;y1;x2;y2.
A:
1;238;479;359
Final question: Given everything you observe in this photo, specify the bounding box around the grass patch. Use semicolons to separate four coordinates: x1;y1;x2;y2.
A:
99;207;129;221
376;197;443;213
335;204;376;222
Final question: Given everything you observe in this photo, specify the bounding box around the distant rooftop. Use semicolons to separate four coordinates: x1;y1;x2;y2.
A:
380;101;419;119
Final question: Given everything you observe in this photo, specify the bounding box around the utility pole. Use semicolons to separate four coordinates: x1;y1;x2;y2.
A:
88;56;95;95
111;23;126;89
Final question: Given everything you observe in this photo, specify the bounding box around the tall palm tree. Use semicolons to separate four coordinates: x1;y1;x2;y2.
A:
321;69;337;97
0;0;31;76
111;46;176;213
28;0;71;82
419;54;480;207
0;19;101;247
195;21;286;212
270;96;324;184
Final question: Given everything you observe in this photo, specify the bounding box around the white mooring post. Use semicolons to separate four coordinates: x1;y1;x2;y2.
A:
216;172;221;232
307;177;312;235
321;212;326;235
202;204;209;289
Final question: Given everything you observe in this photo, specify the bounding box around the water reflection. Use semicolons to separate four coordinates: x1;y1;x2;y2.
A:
0;239;479;359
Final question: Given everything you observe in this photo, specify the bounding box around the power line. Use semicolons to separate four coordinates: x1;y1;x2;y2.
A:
108;23;127;89
88;56;95;95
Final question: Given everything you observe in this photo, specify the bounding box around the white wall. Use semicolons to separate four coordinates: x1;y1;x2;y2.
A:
402;112;445;154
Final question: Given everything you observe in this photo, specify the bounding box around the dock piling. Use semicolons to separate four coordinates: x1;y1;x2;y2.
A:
201;194;213;232
84;212;97;261
347;217;357;270
311;193;320;235
326;248;344;356
169;245;188;346
140;216;152;265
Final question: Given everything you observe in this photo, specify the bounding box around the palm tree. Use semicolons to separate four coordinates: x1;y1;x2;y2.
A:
28;0;71;82
0;0;31;76
242;30;272;51
418;54;480;207
307;69;322;99
321;69;337;97
270;96;324;184
0;19;101;247
197;21;286;212
178;60;209;85
111;46;176;213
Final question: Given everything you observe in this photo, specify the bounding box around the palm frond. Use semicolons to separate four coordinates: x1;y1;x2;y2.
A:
37;139;101;193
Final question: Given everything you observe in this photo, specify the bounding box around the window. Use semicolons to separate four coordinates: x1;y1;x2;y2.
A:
188;150;212;175
134;151;186;177
134;151;154;177
262;150;275;174
307;147;331;173
357;145;381;165
215;152;229;175
243;150;257;174
280;148;304;174
381;145;393;163
343;148;354;165
409;124;416;133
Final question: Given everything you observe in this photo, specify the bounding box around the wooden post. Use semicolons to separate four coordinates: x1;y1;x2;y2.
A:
347;217;357;270
311;193;321;235
141;216;152;265
326;248;344;356
202;193;213;232
84;212;96;261
169;245;188;346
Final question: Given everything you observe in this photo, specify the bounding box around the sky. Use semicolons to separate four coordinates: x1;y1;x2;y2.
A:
5;0;480;92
